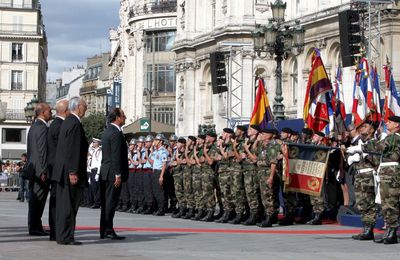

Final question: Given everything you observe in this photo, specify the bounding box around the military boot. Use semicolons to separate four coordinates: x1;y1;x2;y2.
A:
182;208;195;219
193;209;205;220
172;207;186;218
384;227;398;244
201;210;215;222
135;206;144;214
242;212;257;225
215;210;232;223
143;207;153;215
229;212;245;224
278;213;294;226
306;213;322;225
374;228;389;243
257;215;273;228
352;224;374;240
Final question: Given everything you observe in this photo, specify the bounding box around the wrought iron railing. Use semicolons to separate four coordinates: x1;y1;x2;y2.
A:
5;109;25;120
129;0;177;18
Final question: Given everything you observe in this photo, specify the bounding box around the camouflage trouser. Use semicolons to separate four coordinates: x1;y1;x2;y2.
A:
172;167;186;208
243;164;259;213
231;164;247;214
310;184;325;214
218;165;234;211
201;166;216;210
379;166;400;228
354;170;376;225
257;167;277;216
192;166;204;209
182;166;195;208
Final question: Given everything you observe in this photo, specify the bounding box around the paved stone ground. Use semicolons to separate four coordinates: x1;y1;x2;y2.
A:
0;192;399;260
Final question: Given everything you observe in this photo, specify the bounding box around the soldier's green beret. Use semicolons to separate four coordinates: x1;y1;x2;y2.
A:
223;128;234;134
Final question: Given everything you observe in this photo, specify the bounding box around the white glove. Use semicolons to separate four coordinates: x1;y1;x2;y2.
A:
88;178;91;184
95;174;100;182
347;153;361;165
346;144;362;154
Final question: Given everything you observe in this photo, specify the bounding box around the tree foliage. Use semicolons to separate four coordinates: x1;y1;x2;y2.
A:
82;111;106;142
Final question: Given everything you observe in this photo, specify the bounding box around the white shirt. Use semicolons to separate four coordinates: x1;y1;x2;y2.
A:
71;112;81;122
37;117;49;127
56;115;65;121
111;123;122;132
90;146;102;172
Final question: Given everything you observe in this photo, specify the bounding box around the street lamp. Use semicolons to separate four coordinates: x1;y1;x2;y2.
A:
24;95;38;123
252;0;305;120
143;88;158;133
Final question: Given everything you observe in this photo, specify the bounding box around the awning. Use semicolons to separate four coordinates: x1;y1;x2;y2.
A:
122;117;175;136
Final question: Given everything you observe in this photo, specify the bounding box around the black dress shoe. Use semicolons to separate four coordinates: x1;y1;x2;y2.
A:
104;232;125;240
29;230;49;236
90;205;100;209
57;240;82;245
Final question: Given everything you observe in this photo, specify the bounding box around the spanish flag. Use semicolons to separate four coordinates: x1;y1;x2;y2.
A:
250;78;274;129
303;48;333;132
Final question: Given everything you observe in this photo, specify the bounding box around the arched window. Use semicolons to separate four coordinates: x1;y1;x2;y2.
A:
291;60;298;105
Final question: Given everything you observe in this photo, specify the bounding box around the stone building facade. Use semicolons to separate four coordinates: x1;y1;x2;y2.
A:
0;0;47;160
110;0;178;128
173;0;400;136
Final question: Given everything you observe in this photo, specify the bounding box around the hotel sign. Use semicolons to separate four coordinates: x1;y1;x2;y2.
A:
135;17;177;31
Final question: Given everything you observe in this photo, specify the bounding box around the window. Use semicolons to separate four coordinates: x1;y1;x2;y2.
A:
2;128;26;143
146;64;176;94
146;31;176;52
148;106;175;126
12;43;23;61
291;60;298;105
11;70;23;90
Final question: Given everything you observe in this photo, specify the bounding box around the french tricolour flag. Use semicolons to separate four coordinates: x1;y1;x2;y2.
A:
383;65;400;121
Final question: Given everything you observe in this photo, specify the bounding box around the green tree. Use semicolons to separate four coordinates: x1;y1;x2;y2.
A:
82;111;106;142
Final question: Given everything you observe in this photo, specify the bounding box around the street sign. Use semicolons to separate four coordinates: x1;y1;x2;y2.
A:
140;118;150;132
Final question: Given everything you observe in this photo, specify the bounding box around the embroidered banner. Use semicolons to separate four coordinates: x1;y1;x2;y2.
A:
283;143;331;196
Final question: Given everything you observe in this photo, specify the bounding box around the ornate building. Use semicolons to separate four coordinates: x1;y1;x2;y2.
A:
0;0;47;160
173;0;400;136
110;0;177;131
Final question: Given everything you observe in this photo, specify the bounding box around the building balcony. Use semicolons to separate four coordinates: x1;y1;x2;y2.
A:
5;109;25;121
129;0;177;18
0;23;40;36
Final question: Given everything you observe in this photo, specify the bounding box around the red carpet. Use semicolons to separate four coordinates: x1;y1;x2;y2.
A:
73;225;367;235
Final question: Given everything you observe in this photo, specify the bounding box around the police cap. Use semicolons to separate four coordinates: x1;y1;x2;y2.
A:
145;135;154;142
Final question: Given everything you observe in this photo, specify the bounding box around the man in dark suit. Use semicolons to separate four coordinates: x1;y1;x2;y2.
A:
52;97;88;245
47;99;69;241
27;103;52;236
100;108;128;240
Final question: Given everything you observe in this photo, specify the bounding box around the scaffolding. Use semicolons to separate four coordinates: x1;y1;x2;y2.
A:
352;0;394;69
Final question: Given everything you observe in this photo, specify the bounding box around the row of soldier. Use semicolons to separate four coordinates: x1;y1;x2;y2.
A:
106;125;340;228
81;115;400;244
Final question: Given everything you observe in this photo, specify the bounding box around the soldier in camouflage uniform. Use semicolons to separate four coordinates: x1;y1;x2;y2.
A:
171;138;187;218
253;129;280;227
229;125;248;224
241;125;261;225
215;128;236;223
181;136;196;219
347;120;378;240
200;133;219;222
307;131;327;225
192;135;207;220
363;116;400;244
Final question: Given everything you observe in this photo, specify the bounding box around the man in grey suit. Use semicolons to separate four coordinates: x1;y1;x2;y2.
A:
27;103;52;236
52;97;88;245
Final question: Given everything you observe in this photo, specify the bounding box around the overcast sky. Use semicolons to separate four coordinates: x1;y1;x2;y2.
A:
41;0;120;81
